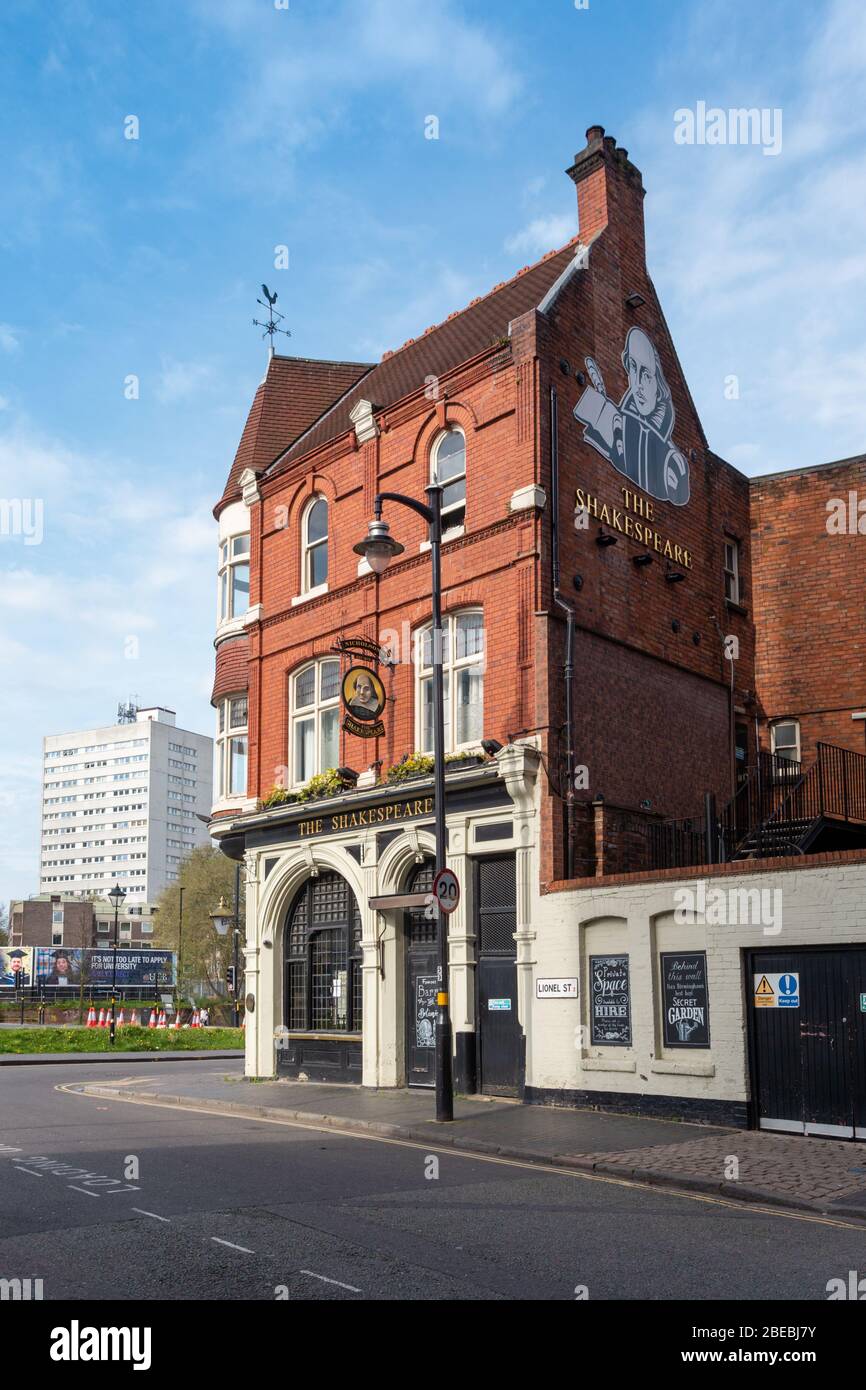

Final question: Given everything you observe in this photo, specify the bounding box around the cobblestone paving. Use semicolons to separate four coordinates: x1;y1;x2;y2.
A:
575;1131;866;1203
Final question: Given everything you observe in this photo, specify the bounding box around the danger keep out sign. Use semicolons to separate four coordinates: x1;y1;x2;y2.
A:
754;972;800;1008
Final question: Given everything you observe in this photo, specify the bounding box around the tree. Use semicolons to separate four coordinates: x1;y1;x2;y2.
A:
152;846;245;999
0;903;8;947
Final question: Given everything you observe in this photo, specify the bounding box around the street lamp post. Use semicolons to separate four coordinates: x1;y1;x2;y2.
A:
210;891;240;1028
354;485;454;1122
107;883;126;1046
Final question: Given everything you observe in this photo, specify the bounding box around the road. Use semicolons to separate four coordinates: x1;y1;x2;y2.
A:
1;1060;864;1301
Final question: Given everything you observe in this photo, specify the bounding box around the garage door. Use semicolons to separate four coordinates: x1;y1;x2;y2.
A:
748;948;866;1139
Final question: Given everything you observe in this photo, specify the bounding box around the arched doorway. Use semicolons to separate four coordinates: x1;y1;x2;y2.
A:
404;860;436;1087
282;870;363;1082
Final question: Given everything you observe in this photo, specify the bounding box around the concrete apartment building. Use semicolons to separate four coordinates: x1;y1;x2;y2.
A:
40;705;213;904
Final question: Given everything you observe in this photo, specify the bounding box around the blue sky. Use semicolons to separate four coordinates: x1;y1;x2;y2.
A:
1;0;864;900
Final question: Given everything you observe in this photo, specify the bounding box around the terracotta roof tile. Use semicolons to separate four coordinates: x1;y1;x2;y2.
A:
216;355;372;515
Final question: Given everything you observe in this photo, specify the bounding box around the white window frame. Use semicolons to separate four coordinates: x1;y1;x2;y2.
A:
218;533;250;624
300;496;329;598
723;538;740;604
431;429;466;538
216;694;248;799
290;659;341;788
770;718;801;765
414;609;484;755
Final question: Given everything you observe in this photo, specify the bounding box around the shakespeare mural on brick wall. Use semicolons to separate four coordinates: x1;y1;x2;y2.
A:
573;326;690;506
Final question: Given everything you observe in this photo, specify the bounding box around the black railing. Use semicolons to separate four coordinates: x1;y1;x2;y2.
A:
719;750;803;859
647;817;708;872
646;743;866;872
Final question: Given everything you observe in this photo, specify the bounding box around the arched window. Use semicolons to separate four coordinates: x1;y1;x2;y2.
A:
290;658;340;785
431;430;466;534
285;872;363;1032
302;497;328;592
415;609;484;753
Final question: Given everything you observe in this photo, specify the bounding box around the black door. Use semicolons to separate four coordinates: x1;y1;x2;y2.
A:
476;854;522;1097
405;862;436;1088
749;948;866;1138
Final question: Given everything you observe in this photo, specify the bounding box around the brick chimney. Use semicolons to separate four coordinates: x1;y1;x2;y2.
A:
566;125;646;265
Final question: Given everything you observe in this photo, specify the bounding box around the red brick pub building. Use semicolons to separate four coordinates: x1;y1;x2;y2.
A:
210;126;866;1111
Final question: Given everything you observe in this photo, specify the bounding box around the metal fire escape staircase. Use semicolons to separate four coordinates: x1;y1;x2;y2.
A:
724;744;866;861
649;744;866;870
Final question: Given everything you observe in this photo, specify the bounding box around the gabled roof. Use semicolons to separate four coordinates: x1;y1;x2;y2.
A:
216;354;373;515
266;237;583;478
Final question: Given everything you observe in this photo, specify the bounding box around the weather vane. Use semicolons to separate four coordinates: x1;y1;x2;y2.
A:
253;284;291;355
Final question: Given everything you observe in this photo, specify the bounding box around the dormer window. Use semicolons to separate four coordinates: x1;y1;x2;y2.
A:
431;430;466;535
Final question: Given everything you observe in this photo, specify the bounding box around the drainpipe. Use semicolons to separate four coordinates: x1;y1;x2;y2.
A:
710;613;736;800
550;386;576;878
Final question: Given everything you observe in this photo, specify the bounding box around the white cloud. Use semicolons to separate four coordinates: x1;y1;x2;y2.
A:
156;358;214;404
636;0;866;473
504;213;575;258
0;324;20;354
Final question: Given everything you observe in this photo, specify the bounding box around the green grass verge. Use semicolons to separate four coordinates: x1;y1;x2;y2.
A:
0;1025;244;1054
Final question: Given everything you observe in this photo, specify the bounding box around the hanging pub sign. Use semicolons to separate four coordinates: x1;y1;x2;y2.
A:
660;951;711;1048
333;635;383;662
341;666;386;738
589;954;632;1045
333;635;387;738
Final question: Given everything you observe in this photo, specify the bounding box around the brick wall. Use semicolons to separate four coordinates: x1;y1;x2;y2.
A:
751;456;866;760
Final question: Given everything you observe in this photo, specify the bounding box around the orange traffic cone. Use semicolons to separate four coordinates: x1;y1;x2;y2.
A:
117;1009;125;1027
148;1008;157;1029
191;1008;200;1028
130;1010;139;1026
172;1012;182;1030
157;1009;167;1028
86;1004;97;1028
97;1007;106;1028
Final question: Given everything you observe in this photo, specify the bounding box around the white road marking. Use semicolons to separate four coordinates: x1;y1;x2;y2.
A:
132;1208;171;1222
211;1237;254;1254
300;1270;361;1293
68;1184;100;1197
13;1166;45;1177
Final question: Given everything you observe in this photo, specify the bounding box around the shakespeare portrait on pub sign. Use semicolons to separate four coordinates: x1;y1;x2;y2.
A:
573;326;690;506
341;666;385;723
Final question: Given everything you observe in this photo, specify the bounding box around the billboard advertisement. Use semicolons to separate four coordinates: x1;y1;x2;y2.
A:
13;947;178;989
0;946;33;988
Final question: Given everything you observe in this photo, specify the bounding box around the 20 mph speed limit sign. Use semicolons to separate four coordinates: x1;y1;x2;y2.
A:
433;868;460;914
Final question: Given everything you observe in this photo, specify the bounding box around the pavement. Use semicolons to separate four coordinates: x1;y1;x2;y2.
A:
69;1060;866;1222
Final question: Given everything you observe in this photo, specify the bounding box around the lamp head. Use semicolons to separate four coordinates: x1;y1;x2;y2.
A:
353;518;404;575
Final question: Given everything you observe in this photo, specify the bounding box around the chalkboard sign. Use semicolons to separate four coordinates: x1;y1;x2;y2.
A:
589;954;632;1045
415;975;437;1049
661;952;710;1048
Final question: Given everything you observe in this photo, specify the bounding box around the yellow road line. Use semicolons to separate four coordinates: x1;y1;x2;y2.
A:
55;1081;865;1233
